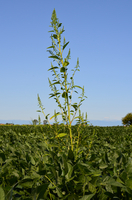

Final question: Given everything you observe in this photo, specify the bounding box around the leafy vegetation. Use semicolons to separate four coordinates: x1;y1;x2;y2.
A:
0;125;132;199
122;113;132;126
37;9;88;151
1;9;132;199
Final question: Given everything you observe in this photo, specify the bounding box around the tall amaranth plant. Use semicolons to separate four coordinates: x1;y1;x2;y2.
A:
38;9;87;150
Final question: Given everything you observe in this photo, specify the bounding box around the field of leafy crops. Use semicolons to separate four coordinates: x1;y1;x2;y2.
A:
0;125;132;199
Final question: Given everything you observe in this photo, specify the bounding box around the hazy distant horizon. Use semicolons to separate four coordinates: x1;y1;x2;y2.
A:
0;119;122;126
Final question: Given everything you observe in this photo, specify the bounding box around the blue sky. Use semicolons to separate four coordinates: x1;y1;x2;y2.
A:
0;1;132;125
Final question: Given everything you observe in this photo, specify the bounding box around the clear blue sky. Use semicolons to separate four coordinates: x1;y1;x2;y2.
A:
1;1;132;124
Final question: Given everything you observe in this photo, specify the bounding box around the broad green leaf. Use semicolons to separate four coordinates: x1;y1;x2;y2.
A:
37;183;49;200
79;193;95;200
66;162;73;180
30;155;35;165
0;187;5;200
68;194;78;200
109;181;124;187
56;187;63;198
56;133;67;138
126;178;132;189
20;178;34;188
89;183;96;193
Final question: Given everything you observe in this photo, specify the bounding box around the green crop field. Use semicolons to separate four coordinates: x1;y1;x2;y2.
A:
0;125;132;199
1;8;132;200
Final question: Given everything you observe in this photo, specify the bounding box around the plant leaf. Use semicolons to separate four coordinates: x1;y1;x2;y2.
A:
60;67;66;72
63;42;69;50
56;133;67;138
79;194;95;200
62;92;68;98
49;55;60;60
0;187;5;200
50;112;61;120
